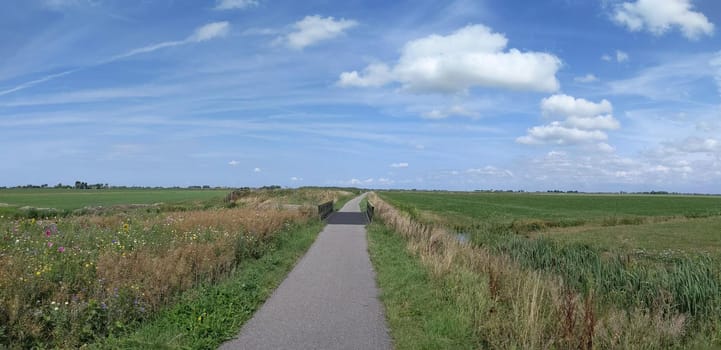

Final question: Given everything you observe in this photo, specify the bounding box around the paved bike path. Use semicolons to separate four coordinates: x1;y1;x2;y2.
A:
219;194;392;350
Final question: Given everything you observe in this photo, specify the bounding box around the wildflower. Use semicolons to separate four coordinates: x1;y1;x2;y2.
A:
123;223;130;232
45;229;51;237
47;242;53;248
58;246;65;253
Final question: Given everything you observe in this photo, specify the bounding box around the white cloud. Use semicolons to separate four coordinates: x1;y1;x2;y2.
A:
574;74;599;83
228;160;240;166
613;0;714;39
390;162;409;168
253;167;261;172
421;105;479;119
338;63;393;88
339;24;562;93
215;0;258;10
290;176;303;181
466;166;514;178
517;122;608;145
283;15;357;49
189;22;230;42
601;50;629;63
616;50;629;62
565;115;620;130
541;94;613;118
112;22;230;61
520;94;619;146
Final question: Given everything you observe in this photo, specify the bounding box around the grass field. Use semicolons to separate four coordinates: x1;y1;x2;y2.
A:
0;188;351;348
374;191;721;348
0;188;229;210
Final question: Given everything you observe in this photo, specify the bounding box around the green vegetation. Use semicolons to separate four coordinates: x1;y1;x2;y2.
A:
368;222;479;350
382;191;721;228
375;191;721;348
95;221;323;349
0;188;229;219
0;188;350;348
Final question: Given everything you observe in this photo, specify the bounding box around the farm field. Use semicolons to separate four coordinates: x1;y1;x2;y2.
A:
0;188;229;211
372;191;721;348
0;188;353;348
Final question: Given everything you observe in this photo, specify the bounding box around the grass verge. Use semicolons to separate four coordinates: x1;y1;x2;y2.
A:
367;221;479;350
92;220;323;349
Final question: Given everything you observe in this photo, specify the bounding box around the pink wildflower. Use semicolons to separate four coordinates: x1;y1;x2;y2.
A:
45;229;51;237
58;246;65;253
47;242;53;248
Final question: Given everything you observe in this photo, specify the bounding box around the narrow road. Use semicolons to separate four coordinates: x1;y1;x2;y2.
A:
220;194;392;350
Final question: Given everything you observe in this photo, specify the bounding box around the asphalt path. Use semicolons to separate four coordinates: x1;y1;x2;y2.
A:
219;194;392;350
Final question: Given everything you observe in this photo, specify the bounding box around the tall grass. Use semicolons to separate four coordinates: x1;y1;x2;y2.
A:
0;205;312;348
369;193;718;349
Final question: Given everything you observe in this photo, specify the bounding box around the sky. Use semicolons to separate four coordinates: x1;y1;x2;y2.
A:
1;0;720;192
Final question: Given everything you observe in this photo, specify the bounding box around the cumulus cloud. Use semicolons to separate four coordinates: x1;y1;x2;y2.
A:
215;0;258;10
339;24;562;94
517;122;608;145
390;162;409;168
228;160;240;166
283;15;357;49
612;0;714;39
574;74;599;83
253;167;261;172
541;94;613;118
519;94;620;147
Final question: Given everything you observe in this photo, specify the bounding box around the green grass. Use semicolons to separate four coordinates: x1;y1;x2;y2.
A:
378;190;721;344
92;221;323;349
381;191;721;227
367;222;479;350
544;216;721;254
0;188;228;211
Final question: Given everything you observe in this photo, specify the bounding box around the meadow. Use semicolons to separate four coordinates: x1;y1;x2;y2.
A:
0;187;354;348
371;191;721;349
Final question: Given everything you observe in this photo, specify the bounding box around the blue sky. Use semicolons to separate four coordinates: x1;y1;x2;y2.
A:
1;0;720;192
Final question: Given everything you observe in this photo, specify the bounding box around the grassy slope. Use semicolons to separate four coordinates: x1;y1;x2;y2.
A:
367;222;479;350
0;188;228;210
93;221;323;349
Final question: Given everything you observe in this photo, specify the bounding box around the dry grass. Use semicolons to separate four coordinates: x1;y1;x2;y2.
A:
369;193;697;349
0;197;315;348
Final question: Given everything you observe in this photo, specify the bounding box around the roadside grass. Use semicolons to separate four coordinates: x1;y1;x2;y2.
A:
94;221;323;349
0;188;353;348
372;192;721;348
367;222;479;350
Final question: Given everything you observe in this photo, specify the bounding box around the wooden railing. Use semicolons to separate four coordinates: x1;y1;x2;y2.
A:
318;201;334;220
366;201;375;222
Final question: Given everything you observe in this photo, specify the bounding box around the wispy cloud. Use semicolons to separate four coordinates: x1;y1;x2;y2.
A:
612;0;714;40
390;162;409;168
215;0;258;10
0;69;77;97
1;22;230;98
282;15;357;49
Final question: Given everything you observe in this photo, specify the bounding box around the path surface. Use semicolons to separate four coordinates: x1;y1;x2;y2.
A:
220;194;392;350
